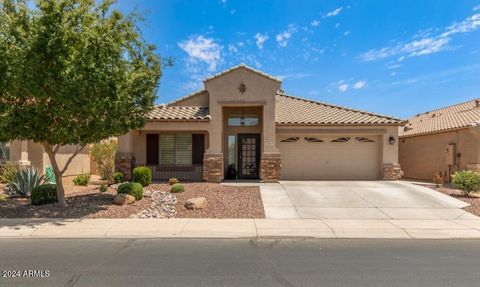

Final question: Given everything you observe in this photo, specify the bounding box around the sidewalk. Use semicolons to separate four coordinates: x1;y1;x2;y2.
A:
2;218;480;239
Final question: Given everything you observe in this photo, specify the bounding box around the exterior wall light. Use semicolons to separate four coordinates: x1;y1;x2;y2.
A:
389;136;396;145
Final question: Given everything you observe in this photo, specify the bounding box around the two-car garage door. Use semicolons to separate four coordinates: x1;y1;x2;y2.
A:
277;134;381;180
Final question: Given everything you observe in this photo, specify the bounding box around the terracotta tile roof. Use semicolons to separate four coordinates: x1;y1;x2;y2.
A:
204;63;282;83
148;105;210;121
399;98;480;137
275;93;404;125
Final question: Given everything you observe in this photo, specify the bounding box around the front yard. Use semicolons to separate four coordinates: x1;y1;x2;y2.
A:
0;178;265;219
430;183;480;217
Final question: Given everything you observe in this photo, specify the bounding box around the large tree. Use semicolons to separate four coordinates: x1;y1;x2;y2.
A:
0;0;163;206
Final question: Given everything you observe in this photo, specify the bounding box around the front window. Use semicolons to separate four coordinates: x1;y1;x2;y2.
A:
228;116;259;127
159;134;192;165
0;142;9;161
227;135;236;166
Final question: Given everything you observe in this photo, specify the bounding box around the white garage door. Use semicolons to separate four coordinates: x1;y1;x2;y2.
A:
278;135;381;180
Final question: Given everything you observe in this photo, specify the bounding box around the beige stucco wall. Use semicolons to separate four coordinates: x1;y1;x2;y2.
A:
8;141;90;176
204;68;281;154
169;90;209;106
399;127;480;180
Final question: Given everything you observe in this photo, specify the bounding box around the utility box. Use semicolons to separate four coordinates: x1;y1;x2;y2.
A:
446;144;456;166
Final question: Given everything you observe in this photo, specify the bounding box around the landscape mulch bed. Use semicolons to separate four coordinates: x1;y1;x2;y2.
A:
431;184;480;217
0;180;152;218
150;183;265;219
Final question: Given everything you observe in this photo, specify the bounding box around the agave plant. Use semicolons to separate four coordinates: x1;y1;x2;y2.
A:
7;167;44;197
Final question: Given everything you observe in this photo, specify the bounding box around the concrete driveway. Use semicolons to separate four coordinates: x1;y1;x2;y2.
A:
261;181;476;220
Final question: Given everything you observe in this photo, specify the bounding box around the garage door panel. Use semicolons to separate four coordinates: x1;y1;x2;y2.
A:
278;135;380;180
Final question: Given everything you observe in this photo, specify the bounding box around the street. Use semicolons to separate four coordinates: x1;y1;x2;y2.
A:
1;239;480;286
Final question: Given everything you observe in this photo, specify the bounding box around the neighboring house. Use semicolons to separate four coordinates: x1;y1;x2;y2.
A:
399;98;480;181
115;64;404;182
5;141;91;176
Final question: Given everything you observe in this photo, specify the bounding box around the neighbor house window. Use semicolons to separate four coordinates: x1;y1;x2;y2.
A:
228;116;259;127
0;142;9;161
159;134;192;165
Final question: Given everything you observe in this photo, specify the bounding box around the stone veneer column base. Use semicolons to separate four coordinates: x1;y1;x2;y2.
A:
260;153;281;182
383;163;403;180
115;152;136;181
203;153;224;183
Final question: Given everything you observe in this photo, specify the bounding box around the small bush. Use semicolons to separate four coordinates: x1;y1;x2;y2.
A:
170;183;185;193
7;166;44;197
452;170;480;196
73;173;90;186
99;184;107;192
117;182;143;200
169;178;179;185
90;141;117;181
132;167;152;187
0;163;22;184
113;172;124;183
0;194;6;202
31;184;58;205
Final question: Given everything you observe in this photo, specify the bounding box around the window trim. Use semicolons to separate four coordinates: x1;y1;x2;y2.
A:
227;115;259;127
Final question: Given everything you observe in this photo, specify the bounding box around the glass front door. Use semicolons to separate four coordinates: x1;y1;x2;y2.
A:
237;134;260;179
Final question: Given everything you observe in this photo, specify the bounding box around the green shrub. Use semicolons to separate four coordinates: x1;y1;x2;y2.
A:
31;184;58;205
132;167;152;187
90;141;117;180
117;182;143;200
0;194;6;202
99;184;107;192
72;173;90;186
113;172;124;183
452;170;480;196
170;183;185;193
0;163;22;184
7;166;44;197
169;177;179;185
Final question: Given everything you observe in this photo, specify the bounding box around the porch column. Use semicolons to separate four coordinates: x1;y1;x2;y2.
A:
260;105;281;182
9;140;31;166
115;132;135;180
203;131;223;183
382;127;402;180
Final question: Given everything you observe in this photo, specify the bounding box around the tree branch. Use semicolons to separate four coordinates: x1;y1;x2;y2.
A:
60;145;86;175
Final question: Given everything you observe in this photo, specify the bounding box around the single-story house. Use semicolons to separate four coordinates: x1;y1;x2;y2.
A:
2;140;91;176
115;64;405;182
399;98;480;181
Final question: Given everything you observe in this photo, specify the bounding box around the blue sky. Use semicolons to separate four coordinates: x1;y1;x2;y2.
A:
115;0;480;119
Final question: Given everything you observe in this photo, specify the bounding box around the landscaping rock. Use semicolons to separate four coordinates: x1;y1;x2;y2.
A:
135;189;177;218
185;197;207;210
113;194;135;205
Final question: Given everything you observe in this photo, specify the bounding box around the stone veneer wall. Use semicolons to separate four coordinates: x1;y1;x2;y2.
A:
203;153;224;183
383;163;403;180
260;153;281;182
115;152;135;181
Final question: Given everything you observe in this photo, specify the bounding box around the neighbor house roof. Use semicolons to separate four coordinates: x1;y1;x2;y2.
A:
148;105;210;121
399;98;480;137
148;93;404;125
275;93;404;125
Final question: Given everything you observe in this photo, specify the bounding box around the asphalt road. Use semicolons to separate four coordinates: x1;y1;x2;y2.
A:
1;239;480;287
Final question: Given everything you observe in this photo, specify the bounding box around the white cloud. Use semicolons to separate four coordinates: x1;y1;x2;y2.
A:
276;25;297;47
230;9;236;14
335;23;340;28
311;19;320;27
276;73;315;80
353;80;366;89
360;13;480;61
228;44;238;53
254;33;269;49
324;7;343;18
344;31;351;36
178;35;222;71
474;5;480;11
338;84;348;92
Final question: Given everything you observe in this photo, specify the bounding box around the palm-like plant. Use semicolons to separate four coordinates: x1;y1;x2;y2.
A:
7;167;44;197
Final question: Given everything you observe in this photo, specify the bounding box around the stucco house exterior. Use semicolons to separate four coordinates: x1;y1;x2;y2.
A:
2;141;91;176
115;64;405;182
399;98;480;181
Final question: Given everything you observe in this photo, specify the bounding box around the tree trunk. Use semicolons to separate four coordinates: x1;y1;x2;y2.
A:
42;143;67;207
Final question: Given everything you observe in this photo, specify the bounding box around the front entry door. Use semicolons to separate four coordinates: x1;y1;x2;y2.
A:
238;134;260;179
